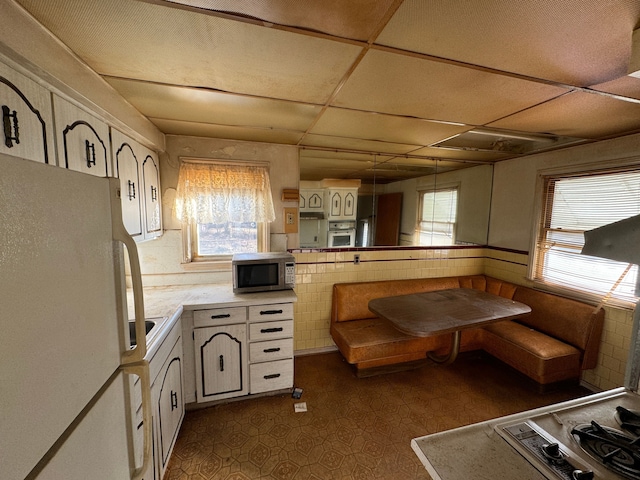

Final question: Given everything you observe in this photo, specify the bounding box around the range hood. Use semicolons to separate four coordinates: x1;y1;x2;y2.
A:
581;213;640;389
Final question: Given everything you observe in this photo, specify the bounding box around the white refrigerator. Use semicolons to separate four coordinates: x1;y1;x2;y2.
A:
0;154;152;480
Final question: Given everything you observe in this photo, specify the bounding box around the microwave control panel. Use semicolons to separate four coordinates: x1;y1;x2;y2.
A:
285;262;295;285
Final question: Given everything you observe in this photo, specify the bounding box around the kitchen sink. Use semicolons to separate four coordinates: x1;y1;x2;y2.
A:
128;320;157;347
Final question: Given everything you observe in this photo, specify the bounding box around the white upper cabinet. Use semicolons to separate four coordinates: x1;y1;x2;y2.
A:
141;148;162;240
53;95;111;177
111;128;163;242
299;189;324;213
111;128;144;238
0;60;54;165
325;188;357;220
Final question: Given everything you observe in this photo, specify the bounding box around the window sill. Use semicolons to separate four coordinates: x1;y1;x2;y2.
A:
181;260;231;272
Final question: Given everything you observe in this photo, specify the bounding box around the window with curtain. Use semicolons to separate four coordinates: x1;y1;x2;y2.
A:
416;187;458;246
174;160;275;259
532;167;640;304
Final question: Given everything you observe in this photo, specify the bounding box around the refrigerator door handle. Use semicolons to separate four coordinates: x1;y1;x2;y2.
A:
110;179;147;364
122;361;152;480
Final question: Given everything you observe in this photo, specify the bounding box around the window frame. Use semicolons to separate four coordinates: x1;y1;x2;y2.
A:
177;158;273;268
528;161;640;307
415;184;459;246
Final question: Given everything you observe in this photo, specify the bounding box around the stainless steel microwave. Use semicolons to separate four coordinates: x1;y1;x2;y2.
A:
232;252;295;293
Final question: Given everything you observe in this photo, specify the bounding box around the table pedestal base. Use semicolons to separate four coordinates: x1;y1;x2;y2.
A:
428;331;461;366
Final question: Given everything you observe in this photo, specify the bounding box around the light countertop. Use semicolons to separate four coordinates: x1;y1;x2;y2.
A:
127;283;297;361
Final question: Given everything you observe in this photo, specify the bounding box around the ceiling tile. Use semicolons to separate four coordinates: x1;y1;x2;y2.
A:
300;133;420;154
488;91;640;139
18;0;363;104
309;108;470;145
376;0;640;86
105;77;320;131
408;146;513;162
159;0;399;41
151;118;304;144
332;49;568;125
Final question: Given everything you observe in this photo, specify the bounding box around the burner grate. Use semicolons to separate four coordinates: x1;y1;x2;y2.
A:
571;421;640;480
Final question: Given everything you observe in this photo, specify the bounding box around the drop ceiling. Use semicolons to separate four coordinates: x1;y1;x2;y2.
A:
14;0;640;183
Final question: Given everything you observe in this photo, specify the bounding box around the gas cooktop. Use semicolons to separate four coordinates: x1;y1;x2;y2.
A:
496;389;640;480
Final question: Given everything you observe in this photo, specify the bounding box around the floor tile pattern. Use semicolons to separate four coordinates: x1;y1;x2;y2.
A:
166;351;591;480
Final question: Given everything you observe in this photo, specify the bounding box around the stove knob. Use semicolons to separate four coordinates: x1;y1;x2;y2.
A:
541;443;562;462
572;470;594;480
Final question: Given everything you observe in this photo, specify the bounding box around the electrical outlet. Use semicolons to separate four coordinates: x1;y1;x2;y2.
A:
354;254;360;265
286;212;295;224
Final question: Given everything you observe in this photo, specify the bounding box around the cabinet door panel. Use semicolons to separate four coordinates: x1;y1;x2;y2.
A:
0;61;54;164
142;151;162;237
194;324;247;402
53;95;110;177
111;129;142;237
157;341;183;475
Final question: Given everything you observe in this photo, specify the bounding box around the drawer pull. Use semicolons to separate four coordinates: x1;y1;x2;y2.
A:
171;390;178;411
261;327;284;334
264;373;281;380
264;347;281;353
260;309;283;315
211;313;231;319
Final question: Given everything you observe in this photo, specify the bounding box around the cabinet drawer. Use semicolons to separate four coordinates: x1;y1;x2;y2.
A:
248;303;293;322
250;359;293;394
249;319;293;341
249;338;293;363
194;306;246;328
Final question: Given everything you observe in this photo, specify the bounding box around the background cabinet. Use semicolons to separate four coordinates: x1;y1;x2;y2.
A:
325;188;357;220
53;95;111;177
299;189;324;213
0;60;54;165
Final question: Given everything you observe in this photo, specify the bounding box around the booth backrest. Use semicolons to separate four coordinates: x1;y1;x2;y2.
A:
331;274;519;324
512;288;605;369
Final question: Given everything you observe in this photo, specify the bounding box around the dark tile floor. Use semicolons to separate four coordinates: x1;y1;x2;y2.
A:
165;351;591;480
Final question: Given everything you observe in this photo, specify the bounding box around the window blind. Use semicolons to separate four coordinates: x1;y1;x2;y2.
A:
534;168;640;303
418;187;458;246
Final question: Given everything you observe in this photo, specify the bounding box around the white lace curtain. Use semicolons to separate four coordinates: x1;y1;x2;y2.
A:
174;161;275;224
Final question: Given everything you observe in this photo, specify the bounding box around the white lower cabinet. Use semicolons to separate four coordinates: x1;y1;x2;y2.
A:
131;318;184;480
193;300;294;403
194;319;248;402
153;338;184;479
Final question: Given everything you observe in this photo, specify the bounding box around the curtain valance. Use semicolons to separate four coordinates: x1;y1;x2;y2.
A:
174;161;275;224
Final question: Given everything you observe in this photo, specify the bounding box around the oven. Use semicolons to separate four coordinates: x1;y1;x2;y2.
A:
494;388;640;480
327;221;356;248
